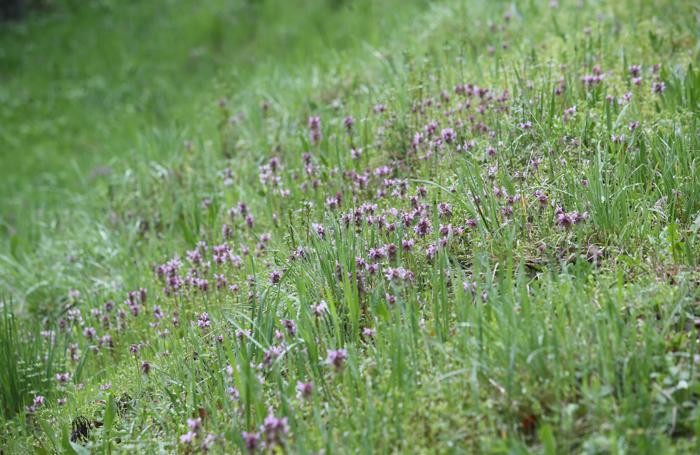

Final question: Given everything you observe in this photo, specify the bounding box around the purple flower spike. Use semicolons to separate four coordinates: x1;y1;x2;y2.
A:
242;431;261;452
296;381;314;400
269;270;282;284
261;409;289;449
326;348;348;371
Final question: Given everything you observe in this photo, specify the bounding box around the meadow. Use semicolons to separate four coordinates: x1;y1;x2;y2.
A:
1;0;699;452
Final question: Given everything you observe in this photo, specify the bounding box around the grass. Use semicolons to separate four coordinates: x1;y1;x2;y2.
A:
0;299;61;421
1;0;699;452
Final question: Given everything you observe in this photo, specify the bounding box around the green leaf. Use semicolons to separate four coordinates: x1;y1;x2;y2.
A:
538;424;556;455
103;394;117;453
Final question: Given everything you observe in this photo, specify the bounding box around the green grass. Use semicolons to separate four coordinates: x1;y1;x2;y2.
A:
1;0;699;452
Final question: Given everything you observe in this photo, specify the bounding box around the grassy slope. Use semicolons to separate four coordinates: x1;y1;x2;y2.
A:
0;0;431;312
1;0;700;453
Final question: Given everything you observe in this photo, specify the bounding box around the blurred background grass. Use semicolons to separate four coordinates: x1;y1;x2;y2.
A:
0;0;429;243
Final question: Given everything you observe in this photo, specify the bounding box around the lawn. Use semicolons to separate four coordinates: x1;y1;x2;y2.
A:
1;0;699;453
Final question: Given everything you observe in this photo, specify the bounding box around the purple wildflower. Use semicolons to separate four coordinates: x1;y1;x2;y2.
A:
439;224;451;237
188;418;202;431
312;223;325;238
312;301;328;317
652;81;666;94
242;431;261;452
555;208;581;229
180;431;197;445
534;190;548;206
426;243;438;260
296;381;314;400
441;128;456;143
83;327;96;340
437;202;452;219
414;218;432;237
281;319;297;337
67;344;79;363
269;270;282;284
202;433;217;452
326;348;348;371
343;116;354;131
262;346;284;368
308;116;322;144
261;410;289;449
198;312;211;331
245;214;255;228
